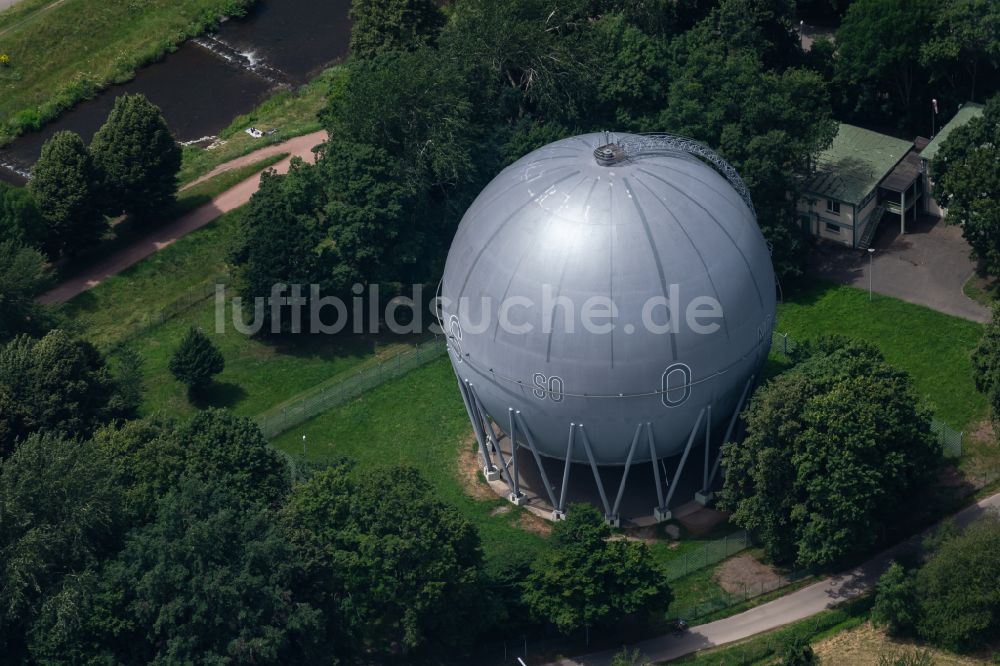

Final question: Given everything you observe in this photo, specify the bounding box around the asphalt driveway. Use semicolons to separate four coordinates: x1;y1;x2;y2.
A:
808;214;989;323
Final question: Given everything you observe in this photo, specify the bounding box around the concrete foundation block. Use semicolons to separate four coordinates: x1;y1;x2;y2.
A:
605;514;620;528
654;507;672;523
695;491;714;507
551;510;567;521
508;492;528;506
484;467;501;482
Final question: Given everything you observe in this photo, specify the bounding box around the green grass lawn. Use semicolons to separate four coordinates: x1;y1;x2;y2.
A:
128;303;416;420
60;203;422;420
271;357;548;563
177;67;337;183
0;0;256;145
60;209;240;347
775;279;987;431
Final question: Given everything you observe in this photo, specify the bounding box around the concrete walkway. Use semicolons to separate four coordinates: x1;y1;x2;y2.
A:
40;131;327;304
548;490;1000;665
808;214;989;323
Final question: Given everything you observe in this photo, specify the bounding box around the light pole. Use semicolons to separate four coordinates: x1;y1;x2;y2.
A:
868;248;875;301
931;98;938;137
302;434;307;457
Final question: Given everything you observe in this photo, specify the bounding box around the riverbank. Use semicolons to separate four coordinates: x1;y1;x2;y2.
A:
40;130;326;304
0;0;256;146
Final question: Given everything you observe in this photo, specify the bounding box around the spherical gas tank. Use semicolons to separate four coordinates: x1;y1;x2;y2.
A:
440;133;775;464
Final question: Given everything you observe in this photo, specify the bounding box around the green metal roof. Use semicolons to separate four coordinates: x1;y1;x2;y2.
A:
804;124;913;206
921;102;985;161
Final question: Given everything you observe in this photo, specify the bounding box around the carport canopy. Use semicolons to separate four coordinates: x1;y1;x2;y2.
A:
880;151;922;193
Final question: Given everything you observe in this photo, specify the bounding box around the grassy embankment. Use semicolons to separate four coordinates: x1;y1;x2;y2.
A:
0;0;256;146
177;66;337;183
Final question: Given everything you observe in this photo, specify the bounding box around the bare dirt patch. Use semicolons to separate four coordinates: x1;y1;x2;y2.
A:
456;438;498;501
518;510;552;536
715;553;788;596
970;418;994;446
958;418;1000;489
813;622;990;665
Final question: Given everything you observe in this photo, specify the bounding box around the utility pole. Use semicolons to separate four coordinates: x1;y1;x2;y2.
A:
868;248;875;301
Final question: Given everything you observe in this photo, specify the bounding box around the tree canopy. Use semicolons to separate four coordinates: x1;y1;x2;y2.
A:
89;93;182;219
27;131;104;257
972;303;1000;419
0;330;125;457
0;434;123;658
0;182;45;250
0;240;52;344
348;0;445;59
280;465;484;659
719;337;940;567
169;326;225;392
523;504;672;634
933;95;1000;276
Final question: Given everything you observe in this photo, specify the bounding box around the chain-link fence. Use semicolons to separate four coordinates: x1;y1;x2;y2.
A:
256;337;446;439
930;419;963;458
97;277;228;352
663;530;750;582
771;330;963;458
671;566;816;622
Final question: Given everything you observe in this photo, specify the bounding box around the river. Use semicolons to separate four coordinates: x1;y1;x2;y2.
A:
0;0;351;186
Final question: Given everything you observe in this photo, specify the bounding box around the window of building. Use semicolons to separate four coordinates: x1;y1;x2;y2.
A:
825;222;840;234
826;199;841;214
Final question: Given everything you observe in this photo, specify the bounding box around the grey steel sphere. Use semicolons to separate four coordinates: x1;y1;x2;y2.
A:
441;132;776;464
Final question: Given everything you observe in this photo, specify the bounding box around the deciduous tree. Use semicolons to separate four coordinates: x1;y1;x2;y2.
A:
0;240;52;343
834;0;936;131
0;433;123;659
169;326;224;392
280;465;484;659
915;515;1000;651
90;94;181;218
921;0;1000;103
348;0;445;59
523;504;672;635
719;337;940;567
28;131;104;256
872;562;920;636
971;303;1000;419
0;330;121;456
933;97;1000;276
0;182;45;250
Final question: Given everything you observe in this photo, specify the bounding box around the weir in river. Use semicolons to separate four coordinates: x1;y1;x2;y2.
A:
0;0;351;186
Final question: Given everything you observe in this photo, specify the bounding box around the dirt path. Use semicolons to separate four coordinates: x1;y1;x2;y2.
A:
40;131;326;305
180;131;325;191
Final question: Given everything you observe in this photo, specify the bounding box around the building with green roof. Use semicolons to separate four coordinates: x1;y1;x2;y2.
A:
921;102;984;163
920;102;986;218
798;123;924;249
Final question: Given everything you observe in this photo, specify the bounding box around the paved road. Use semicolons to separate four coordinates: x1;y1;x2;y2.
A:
548;490;1000;665
809;214;989;323
40;131;327;304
